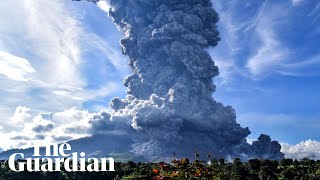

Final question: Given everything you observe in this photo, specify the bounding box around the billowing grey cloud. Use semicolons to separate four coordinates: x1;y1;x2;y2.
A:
81;0;284;161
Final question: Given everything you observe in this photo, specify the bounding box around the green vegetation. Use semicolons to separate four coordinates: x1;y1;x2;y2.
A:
1;157;320;179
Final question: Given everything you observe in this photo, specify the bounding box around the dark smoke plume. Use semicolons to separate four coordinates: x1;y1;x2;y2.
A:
84;0;284;161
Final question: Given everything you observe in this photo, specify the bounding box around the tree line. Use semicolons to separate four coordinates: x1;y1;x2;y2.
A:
1;157;320;179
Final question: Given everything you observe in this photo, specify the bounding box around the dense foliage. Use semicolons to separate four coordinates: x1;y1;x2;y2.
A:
1;157;320;179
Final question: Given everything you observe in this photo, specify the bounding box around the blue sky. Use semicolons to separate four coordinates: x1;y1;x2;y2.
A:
209;0;320;145
0;0;319;158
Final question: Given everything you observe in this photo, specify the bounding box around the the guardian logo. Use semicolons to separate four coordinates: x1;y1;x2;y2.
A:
8;143;115;172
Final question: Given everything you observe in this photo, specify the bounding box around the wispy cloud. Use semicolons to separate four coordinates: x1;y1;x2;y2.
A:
309;2;320;16
23;0;85;88
244;1;268;32
229;1;290;78
0;0;86;111
279;54;320;76
308;2;320;27
0;0;128;143
238;112;298;127
292;0;305;6
0;0;127;89
0;51;35;81
208;1;254;83
0;0;88;87
52;82;120;102
211;0;320;83
246;28;289;77
210;1;281;82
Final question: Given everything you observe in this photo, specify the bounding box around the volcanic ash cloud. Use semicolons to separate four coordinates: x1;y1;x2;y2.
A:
87;0;284;161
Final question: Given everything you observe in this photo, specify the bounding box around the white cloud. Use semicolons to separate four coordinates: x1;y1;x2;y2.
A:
281;140;320;160
0;106;32;133
97;0;112;12
0;51;35;81
0;106;31;133
0;107;93;151
11;106;31;126
53;107;90;125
